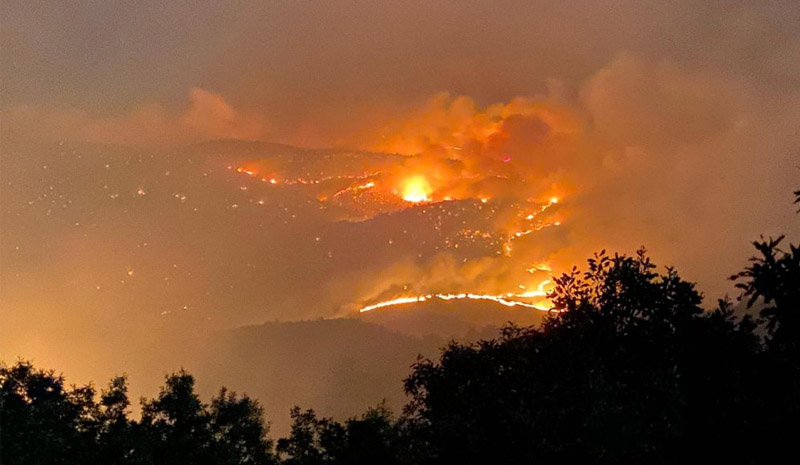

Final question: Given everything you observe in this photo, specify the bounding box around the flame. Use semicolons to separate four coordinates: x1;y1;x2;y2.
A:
358;280;556;313
333;181;376;198
358;294;554;313
400;176;432;203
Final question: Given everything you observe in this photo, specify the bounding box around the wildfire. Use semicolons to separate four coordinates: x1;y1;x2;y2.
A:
358;294;552;313
332;181;376;198
228;99;572;316
400;176;432;203
231;160;566;314
358;280;556;313
232;165;384;187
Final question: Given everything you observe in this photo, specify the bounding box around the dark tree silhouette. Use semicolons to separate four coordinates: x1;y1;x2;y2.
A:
0;365;277;465
731;235;800;354
137;371;277;465
403;250;778;464
208;387;276;465
95;375;136;464
0;362;99;465
726;188;800;457
276;404;403;465
276;408;340;465
139;371;213;464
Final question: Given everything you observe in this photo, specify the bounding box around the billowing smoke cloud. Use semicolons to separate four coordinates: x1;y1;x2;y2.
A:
316;51;798;305
2;88;268;148
356;93;582;200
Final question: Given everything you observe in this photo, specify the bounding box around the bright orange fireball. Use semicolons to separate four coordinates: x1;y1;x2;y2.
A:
400;176;432;203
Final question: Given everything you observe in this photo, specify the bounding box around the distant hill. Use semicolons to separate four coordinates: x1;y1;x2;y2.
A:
187;304;546;435
359;299;547;338
192;318;444;436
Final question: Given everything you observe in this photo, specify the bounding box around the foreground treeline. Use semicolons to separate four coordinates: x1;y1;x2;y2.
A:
2;194;798;464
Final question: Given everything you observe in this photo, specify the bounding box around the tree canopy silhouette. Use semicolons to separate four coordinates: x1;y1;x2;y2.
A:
276;404;404;465
403;249;775;464
0;366;277;465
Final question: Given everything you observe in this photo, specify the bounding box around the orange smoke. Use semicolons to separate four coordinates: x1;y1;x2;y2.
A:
349;93;582;207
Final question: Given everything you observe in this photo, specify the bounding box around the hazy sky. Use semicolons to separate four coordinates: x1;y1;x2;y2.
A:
1;0;799;430
3;1;799;135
